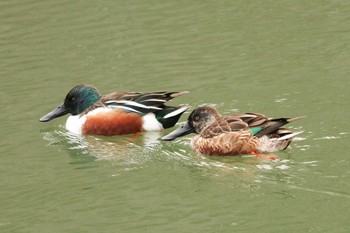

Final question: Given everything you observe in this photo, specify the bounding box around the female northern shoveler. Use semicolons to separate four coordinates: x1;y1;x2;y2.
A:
40;84;189;136
162;106;304;158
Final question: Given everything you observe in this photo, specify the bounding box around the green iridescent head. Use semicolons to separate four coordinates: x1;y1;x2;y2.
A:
39;84;102;122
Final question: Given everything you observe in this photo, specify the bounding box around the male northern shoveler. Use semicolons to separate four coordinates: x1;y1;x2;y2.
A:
162;106;304;158
39;84;189;136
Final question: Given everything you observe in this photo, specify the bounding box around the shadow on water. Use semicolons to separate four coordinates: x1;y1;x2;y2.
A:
40;124;350;201
40;125;163;166
40;122;310;171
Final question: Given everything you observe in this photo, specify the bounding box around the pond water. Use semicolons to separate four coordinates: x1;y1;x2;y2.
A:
1;1;349;232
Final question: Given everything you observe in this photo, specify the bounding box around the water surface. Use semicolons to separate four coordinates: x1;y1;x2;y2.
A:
1;1;349;232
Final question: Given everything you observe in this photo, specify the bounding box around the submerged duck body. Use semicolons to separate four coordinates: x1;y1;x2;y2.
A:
162;106;304;156
40;84;189;136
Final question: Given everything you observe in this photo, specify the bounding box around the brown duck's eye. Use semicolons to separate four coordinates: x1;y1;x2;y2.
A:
194;115;200;121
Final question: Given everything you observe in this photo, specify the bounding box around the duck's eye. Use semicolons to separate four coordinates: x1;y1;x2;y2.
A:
194;115;200;121
71;97;76;101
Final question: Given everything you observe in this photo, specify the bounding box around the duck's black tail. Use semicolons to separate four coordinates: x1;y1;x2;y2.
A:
254;116;305;138
156;105;189;129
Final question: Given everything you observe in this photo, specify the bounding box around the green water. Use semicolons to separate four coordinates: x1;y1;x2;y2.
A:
1;1;349;232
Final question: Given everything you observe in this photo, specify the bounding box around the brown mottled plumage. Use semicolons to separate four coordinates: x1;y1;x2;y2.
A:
162;106;304;156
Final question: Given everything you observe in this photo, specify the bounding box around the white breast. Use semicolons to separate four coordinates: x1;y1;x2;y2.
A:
65;115;86;135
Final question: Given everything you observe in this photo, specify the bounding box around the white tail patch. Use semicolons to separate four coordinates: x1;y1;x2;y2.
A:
142;113;163;131
258;136;281;153
277;131;304;141
163;106;189;119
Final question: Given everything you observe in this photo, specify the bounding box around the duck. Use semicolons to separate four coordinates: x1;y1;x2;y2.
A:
162;106;304;158
39;84;189;136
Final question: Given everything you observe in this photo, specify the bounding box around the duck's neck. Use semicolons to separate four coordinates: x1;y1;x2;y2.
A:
77;89;101;114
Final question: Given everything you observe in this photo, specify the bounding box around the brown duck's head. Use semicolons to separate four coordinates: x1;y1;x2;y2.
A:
161;106;220;141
